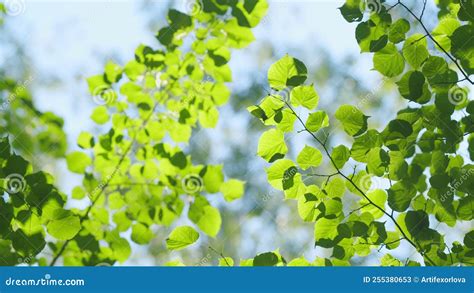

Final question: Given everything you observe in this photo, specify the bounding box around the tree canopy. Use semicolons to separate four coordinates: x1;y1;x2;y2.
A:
0;0;473;267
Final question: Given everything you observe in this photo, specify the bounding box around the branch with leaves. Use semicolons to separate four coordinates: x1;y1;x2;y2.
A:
249;40;472;265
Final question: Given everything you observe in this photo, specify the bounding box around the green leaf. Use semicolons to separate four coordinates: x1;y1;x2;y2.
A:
166;226;199;251
0;137;10;160
355;17;390;53
290;85;319;110
77;131;94;149
232;0;269;28
46;210;81;241
110;237;131;263
168;9;192;29
86;74;109;95
360;189;387;219
325;177;346;198
351;130;382;162
296;145;323;170
219;257;234;266
380;254;403;266
458;0;474;22
268;55;307;90
404;210;429;238
265;159;296;190
397;71;431;104
367;147;388;176
104;61;123;83
257;129;288;162
387;181;416;212
12;230;46;257
220;179;245;202
4;154;29;175
403;34;429;69
306;111;329;132
287;257;311;266
253;252;279;266
335;105;368;136
422;56;449;79
332;145;350;169
457;196;473;221
314;217;339;247
451;25;474;72
131;223;154;244
66;151;91;174
196;205;221;237
202;165;224;193
72;186;86;200
464;231;474;249
373;43;405;77
223;19;256;48
388;19;410;44
276;109;297;132
432;17;460;51
91;106;110;124
339;0;363;23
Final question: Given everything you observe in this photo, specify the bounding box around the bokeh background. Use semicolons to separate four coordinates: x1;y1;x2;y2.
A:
1;0;471;265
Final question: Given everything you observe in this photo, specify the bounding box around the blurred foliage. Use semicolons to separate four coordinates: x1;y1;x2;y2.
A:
0;2;67;163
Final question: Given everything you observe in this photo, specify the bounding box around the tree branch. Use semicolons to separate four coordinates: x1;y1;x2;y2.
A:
397;0;473;85
49;88;168;266
282;99;436;266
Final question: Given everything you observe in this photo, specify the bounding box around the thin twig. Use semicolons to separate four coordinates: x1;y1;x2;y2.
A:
420;0;427;20
209;246;231;267
397;0;473;85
